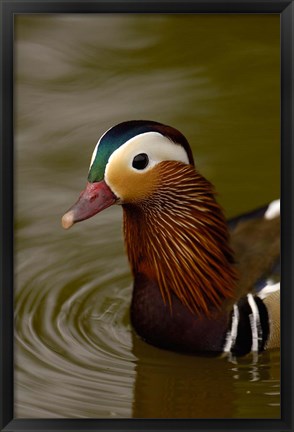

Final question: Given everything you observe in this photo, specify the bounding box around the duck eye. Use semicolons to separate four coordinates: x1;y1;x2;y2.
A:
132;153;149;170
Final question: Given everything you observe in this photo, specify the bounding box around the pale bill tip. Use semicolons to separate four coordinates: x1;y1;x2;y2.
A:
62;211;75;230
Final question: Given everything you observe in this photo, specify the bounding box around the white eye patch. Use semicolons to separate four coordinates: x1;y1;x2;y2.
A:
105;131;189;177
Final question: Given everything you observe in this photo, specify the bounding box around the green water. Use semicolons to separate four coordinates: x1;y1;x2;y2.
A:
14;14;280;418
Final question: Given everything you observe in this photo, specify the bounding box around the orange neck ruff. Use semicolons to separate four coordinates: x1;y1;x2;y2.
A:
123;162;238;316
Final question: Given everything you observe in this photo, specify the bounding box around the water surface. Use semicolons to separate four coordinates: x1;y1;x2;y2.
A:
14;14;280;418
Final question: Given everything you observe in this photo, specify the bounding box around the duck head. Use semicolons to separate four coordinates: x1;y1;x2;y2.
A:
62;120;194;228
62;120;237;316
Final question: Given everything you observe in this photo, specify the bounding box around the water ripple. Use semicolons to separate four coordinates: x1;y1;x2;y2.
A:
15;228;136;417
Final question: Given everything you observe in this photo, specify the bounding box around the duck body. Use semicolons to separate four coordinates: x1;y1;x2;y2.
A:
62;120;280;356
125;197;277;356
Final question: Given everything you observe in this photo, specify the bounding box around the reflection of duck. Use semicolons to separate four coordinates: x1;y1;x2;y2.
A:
62;120;280;356
131;333;280;418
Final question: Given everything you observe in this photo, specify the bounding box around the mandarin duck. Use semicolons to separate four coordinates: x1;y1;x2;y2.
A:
62;120;280;356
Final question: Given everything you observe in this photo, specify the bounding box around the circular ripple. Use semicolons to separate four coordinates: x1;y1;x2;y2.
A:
15;223;136;418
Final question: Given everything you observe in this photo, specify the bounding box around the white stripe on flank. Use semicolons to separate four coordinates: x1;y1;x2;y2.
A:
247;293;262;352
223;304;239;353
264;199;280;220
257;282;280;300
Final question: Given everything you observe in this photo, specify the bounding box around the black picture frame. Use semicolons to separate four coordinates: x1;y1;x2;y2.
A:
0;1;293;431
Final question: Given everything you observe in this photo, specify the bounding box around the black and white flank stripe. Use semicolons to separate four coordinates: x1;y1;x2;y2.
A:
223;294;270;355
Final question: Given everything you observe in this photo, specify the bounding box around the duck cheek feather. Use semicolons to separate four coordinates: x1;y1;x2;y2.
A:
61;180;116;229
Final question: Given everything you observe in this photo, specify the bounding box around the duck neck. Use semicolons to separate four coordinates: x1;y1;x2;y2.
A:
123;162;238;317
